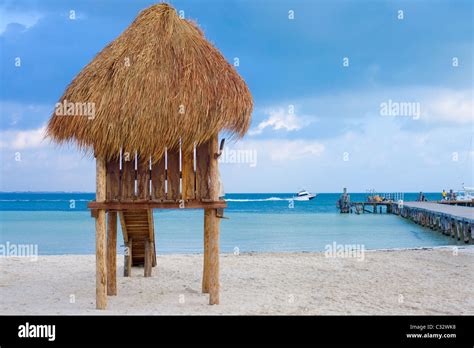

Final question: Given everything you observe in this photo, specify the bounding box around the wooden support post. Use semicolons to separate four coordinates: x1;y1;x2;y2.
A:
107;211;117;296
152;243;157;267
124;237;132;277
147;209;157;267
459;222;465;241
202;209;211;293
208;208;220;305
144;238;152;277
95;156;107;310
464;223;472;243
208;135;220;305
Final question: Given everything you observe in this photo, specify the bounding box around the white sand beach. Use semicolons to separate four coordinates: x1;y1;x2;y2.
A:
1;247;473;315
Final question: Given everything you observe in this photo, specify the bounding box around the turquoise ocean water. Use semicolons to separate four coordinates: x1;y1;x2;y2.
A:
0;192;463;254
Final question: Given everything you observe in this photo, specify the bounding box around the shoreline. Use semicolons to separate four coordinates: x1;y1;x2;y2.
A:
1;247;473;315
9;244;473;257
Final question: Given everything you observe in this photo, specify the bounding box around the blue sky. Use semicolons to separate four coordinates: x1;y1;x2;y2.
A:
0;0;472;192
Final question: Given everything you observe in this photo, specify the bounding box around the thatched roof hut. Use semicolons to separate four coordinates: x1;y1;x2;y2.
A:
46;3;253;310
46;2;252;160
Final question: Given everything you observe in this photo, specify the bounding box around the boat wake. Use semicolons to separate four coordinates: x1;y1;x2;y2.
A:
225;197;292;202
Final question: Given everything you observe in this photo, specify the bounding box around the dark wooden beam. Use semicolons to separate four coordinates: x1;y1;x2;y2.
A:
88;200;227;210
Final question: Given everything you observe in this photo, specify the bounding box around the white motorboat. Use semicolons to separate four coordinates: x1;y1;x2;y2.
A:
456;186;474;201
293;190;317;201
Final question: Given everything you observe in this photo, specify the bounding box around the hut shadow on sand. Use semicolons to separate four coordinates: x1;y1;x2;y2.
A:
46;3;253;310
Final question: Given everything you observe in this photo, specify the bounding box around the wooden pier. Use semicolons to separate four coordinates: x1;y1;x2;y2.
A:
337;191;473;244
391;202;473;243
348;202;393;214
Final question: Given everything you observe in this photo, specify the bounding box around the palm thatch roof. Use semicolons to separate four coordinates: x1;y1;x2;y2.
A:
46;3;253;161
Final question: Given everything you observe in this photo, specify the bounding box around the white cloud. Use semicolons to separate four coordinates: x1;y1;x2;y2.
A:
249;108;313;135
0;126;47;150
278;86;473;127
423;89;473;124
220;109;472;193
0;10;43;34
230;139;325;161
0;101;53;126
267;140;325;161
0;144;95;191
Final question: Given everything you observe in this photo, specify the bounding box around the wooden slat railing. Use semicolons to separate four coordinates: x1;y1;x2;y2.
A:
105;142;212;202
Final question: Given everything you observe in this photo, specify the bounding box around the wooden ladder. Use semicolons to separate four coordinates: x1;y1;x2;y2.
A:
119;209;156;277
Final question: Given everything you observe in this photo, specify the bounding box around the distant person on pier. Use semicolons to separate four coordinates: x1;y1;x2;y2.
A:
448;190;456;201
442;190;447;200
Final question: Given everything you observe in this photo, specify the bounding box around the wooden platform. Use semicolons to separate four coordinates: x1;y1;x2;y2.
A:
88;199;227;210
438;200;474;207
